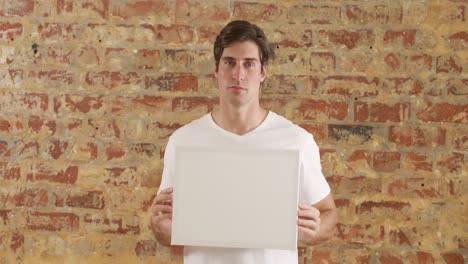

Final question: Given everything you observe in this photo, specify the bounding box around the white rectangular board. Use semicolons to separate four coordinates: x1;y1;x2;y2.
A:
171;146;300;250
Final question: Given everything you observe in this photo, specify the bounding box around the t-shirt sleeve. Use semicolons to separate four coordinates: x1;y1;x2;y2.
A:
299;135;331;205
157;136;175;195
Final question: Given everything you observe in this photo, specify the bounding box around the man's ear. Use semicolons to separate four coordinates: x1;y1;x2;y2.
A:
260;65;267;82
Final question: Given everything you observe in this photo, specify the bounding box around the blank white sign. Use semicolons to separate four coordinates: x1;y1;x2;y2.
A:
171;146;300;250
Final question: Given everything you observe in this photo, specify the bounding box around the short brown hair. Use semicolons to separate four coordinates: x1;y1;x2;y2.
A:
214;20;274;72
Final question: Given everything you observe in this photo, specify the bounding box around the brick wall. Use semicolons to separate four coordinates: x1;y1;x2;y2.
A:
0;0;466;263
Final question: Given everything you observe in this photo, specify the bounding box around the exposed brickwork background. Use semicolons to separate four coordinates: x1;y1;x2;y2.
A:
0;0;466;263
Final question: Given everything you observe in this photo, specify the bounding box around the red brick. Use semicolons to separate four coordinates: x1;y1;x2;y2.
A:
0;69;23;88
10;233;24;253
288;5;341;24
85;71;142;90
0;209;11;224
311;250;337;264
103;167;137;186
135;49;160;69
0;92;48;112
335;223;385;244
448;31;468;51
46;46;73;65
327;176;380;196
146;121;183;141
0;0;34;16
129;143;159;159
80;0;110;19
436;55;463;74
385;178;449;198
172;97;217;113
112;0;171;19
271;28;313;48
297;99;348;121
322;76;378;96
382;78;424;95
18;141;39;159
105;143;127;160
56;0;72;14
354;102;410;123
384;29;417;47
83;213;140;234
135;240;157;258
259;98;288;116
61;191;105;209
297;124;327;144
384;53;403;72
339;51;372;73
263;75;317;95
140;24;195;44
46;140;68;160
417;103;467;123
145;73;198;92
233;2;282;22
29;70;75;87
453;127;467;150
71;142;98;161
0;140;11;157
310;52;336;73
27;211;79;231
373;151;400;172
55;95;104;113
407;54;432;73
380;254;403;264
1;188;48;207
347;150;371;165
405;152;433;172
346;4;402;25
356;200;410;215
0;118;10;132
0;22;22;41
437;152;464;174
28;116;56;135
198;25;224;44
175;0;230;23
27;164;78;184
0;162;20;181
38;23;79;42
442;253;464;264
318;30;374;49
77;47;100;67
389;126;445;147
407;252;435;264
447;78;468;96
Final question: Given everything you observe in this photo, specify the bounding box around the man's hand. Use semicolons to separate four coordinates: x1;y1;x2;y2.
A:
150;188;174;246
297;204;321;241
296;194;338;246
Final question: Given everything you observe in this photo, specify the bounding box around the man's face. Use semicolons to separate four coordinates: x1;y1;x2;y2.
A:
215;40;266;108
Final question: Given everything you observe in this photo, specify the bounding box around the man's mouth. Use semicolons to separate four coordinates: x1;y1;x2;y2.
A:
228;86;247;91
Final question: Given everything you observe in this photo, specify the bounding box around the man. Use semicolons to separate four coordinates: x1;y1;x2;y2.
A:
151;20;337;263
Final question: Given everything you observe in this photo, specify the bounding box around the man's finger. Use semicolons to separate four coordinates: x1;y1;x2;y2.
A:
297;218;320;231
298;209;320;221
152;204;173;214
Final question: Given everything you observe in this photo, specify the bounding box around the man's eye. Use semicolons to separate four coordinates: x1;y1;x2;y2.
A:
225;60;236;66
245;61;255;68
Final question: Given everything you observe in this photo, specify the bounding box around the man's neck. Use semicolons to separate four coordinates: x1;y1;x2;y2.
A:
212;104;268;136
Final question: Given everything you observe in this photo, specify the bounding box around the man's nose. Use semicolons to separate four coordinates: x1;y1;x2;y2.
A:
232;64;245;81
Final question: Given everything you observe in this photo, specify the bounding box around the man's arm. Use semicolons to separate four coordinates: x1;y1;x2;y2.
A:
297;193;338;246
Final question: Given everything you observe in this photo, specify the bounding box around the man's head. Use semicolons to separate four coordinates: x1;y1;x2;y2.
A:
214;20;274;73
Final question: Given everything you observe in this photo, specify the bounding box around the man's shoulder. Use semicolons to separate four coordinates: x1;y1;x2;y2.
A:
267;111;316;145
170;113;210;140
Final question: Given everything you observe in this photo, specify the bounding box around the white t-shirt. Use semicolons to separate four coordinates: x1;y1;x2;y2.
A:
158;111;330;264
